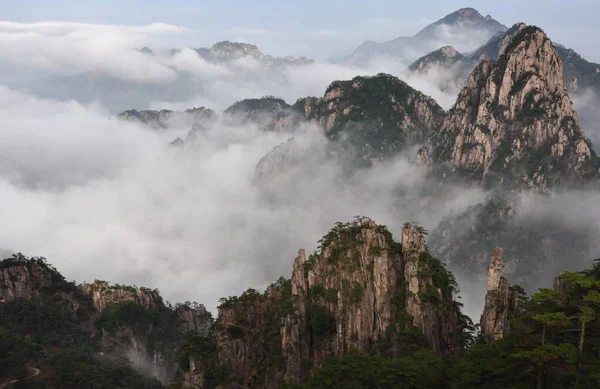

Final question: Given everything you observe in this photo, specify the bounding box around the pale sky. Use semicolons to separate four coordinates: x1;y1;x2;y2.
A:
1;0;599;61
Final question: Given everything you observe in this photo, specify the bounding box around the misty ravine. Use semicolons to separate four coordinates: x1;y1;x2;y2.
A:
2;4;600;389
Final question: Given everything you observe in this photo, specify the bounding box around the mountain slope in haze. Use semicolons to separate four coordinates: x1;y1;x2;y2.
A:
118;107;217;129
411;22;600;96
144;41;314;69
226;74;444;166
117;23;600;297
348;8;507;66
16;41;315;113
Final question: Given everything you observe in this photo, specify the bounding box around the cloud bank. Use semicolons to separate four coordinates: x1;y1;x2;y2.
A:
0;85;485;314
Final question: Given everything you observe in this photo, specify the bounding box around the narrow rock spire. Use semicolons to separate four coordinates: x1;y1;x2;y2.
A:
481;248;515;343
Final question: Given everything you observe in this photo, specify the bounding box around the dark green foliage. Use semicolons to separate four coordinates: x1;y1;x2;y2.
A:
0;297;89;348
292;349;447;389
555;45;600;91
349;283;364;304
224;96;290;126
203;364;231;389
227;324;244;339
0;298;164;388
308;305;335;338
452;260;600;388
310;285;325;297
419;284;441;304
0;328;39;381
321;74;442;160
95;301;180;355
261;277;294;372
326;247;343;265
218;288;262;308
176;332;217;371
325;288;339;303
418;251;459;300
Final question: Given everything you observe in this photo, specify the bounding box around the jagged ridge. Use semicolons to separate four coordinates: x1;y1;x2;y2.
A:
177;218;470;388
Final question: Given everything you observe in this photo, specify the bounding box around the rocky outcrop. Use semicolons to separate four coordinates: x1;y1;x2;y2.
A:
204;41;264;61
0;254;212;384
480;248;519;343
0;255;62;302
194;41;313;68
179;219;467;388
258;74;443;163
300;74;442;149
82;280;163;313
243;73;443;171
118;107;217;129
402;223;460;355
426;25;597;190
409;46;465;74
175;304;213;334
223;96;293;130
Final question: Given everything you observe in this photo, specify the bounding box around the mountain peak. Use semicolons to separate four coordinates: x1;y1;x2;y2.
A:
456;7;482;18
427;24;596;189
415;8;506;40
409;45;464;73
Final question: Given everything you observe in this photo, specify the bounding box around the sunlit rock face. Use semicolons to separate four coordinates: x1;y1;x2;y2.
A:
181;220;466;388
426;26;596;190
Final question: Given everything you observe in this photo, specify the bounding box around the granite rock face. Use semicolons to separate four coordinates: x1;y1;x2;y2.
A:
426;26;596;190
181;219;466;388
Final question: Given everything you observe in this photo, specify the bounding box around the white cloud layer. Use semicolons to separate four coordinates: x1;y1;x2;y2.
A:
0;86;484;314
0;21;190;83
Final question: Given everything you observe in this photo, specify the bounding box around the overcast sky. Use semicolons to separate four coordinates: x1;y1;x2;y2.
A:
1;0;599;61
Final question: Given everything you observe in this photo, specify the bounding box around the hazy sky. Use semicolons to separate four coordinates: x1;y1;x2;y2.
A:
2;0;599;60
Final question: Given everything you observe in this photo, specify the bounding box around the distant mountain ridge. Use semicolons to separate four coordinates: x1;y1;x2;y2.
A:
410;23;600;96
141;40;314;68
348;7;507;66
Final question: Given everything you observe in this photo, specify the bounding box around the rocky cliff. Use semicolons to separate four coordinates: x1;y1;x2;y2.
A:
240;74;444;167
424;25;596;190
0;253;212;384
177;218;468;388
